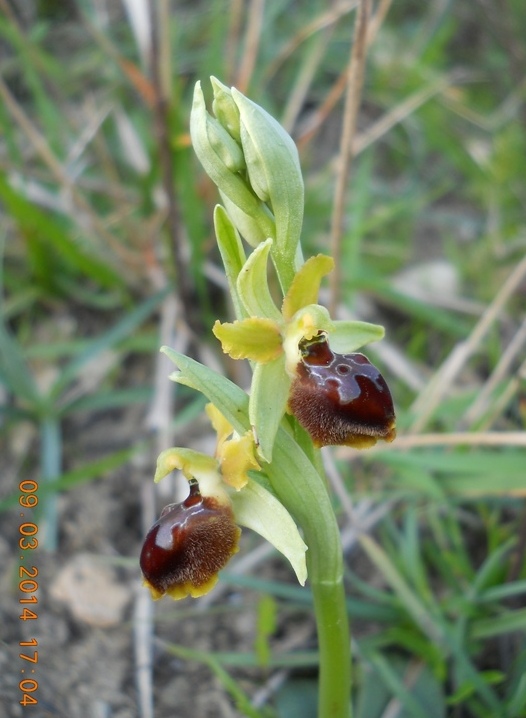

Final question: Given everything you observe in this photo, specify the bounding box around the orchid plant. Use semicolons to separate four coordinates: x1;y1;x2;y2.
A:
140;77;396;718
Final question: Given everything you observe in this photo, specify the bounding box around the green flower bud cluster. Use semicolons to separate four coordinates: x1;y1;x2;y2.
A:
190;77;305;292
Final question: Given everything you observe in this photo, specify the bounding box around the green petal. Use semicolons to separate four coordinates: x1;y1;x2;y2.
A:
282;254;334;321
249;355;291;463
230;478;307;585
237;238;283;321
213;318;282;362
213;205;247;320
329;320;385;353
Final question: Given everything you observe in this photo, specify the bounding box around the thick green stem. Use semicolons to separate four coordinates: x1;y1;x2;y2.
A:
311;575;352;718
268;431;352;718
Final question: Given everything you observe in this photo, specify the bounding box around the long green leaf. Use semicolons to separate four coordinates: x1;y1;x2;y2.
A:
0;173;125;291
0;321;42;407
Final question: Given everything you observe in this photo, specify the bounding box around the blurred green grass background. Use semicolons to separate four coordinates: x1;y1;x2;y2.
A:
1;1;526;716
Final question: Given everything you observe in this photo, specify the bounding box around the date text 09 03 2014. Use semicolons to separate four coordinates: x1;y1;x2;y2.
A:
18;480;39;708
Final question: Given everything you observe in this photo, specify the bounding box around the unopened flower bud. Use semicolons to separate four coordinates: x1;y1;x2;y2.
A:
288;333;396;449
232;88;304;264
211;76;241;141
191;82;275;242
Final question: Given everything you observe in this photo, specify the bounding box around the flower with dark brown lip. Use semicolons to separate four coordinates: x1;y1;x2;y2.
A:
140;479;241;600
288;332;396;449
140;405;308;601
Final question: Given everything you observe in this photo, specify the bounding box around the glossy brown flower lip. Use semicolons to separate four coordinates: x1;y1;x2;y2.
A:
288;333;396;448
140;480;240;600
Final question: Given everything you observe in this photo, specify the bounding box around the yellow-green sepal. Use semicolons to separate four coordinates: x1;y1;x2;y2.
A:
230;477;308;585
212;317;282;362
282;254;334;321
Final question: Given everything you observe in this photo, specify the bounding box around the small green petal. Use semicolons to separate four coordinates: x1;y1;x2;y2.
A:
237;238;283;321
282;254;335;321
213;318;282;362
329;320;385;353
249;355;291;463
154;447;218;483
230;478;308;585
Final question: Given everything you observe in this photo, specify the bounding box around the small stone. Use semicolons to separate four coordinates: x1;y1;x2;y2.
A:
50;553;130;627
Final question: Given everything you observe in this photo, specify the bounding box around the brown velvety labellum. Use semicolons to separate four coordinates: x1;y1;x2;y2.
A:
140;480;240;600
288;333;396;448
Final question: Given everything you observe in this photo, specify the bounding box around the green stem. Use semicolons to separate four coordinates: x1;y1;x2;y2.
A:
310;574;352;718
268;429;352;718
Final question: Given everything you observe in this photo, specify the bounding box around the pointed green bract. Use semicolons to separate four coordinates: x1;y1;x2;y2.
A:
249;355;291;463
213;205;247;320
161;346;250;436
236;238;282;321
230;477;308;585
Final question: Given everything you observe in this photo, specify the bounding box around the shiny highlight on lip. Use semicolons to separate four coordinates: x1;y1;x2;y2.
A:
140;480;240;600
288;332;396;448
